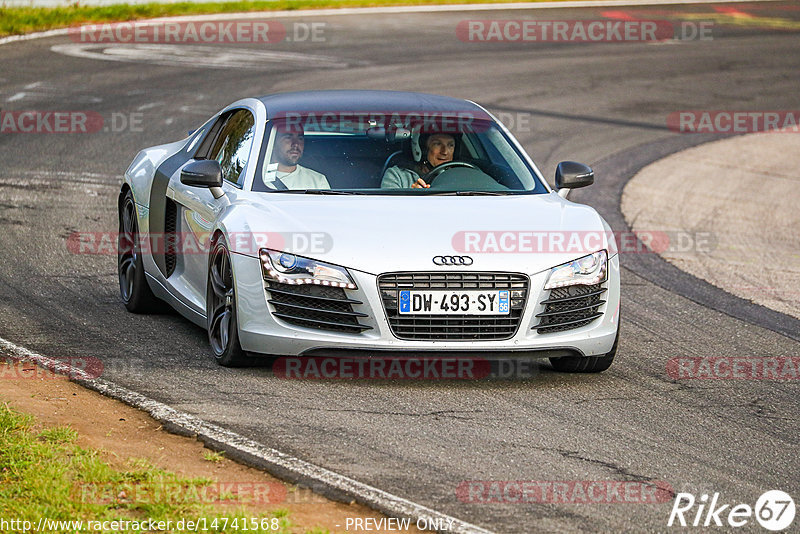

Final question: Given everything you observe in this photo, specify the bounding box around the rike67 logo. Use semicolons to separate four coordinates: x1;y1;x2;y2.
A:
669;490;795;531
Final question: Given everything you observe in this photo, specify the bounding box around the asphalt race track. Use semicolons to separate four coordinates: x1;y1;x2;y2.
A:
1;2;799;532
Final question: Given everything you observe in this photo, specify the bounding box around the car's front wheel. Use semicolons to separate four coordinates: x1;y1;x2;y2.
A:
118;190;163;313
549;326;619;373
206;236;251;367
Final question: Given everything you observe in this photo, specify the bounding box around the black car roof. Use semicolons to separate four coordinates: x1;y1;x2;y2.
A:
256;90;486;119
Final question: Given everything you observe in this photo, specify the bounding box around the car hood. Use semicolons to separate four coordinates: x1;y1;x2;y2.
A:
225;192;615;275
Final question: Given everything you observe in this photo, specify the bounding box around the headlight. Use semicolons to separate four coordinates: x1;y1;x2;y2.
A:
259;249;357;289
544;250;607;289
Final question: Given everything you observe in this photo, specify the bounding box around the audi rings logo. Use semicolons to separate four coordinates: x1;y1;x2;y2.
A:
433;255;474;266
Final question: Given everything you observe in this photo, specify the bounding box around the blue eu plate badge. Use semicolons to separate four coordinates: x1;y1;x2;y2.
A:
498;290;510;313
399;290;411;313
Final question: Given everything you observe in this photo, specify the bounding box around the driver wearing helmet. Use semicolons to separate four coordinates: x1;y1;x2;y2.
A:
381;132;456;189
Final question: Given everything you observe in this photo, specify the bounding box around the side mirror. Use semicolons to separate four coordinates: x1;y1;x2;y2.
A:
181;160;225;199
555;161;594;191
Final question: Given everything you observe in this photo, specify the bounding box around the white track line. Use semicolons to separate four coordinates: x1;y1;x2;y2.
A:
0;0;785;46
0;335;493;534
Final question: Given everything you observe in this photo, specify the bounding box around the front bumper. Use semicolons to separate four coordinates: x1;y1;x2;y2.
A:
233;253;620;357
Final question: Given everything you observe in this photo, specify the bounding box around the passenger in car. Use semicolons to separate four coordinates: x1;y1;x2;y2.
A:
265;126;329;190
381;132;456;189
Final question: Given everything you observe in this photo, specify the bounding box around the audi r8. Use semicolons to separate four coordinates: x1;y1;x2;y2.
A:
118;90;620;372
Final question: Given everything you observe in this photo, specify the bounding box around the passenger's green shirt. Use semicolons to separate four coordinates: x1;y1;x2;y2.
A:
381;166;421;188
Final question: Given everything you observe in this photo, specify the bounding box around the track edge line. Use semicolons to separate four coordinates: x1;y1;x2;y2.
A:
0;335;494;534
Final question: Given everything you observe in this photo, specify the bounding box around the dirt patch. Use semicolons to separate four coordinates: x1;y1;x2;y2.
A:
0;359;426;534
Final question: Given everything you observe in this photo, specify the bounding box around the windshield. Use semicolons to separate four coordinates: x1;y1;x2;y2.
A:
252;113;548;194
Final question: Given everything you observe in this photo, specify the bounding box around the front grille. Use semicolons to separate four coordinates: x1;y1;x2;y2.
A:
266;282;371;334
535;283;606;334
378;272;529;341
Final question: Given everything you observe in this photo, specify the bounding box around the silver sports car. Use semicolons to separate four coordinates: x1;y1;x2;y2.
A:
118;90;620;372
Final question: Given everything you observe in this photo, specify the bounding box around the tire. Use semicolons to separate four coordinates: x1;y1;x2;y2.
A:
549;326;619;373
118;189;163;313
206;236;251;367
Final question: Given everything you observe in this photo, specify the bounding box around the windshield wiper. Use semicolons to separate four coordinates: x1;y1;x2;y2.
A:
269;189;365;195
451;190;515;196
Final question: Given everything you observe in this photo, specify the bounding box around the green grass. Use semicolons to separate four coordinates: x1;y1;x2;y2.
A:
0;0;587;38
0;402;327;534
203;450;226;463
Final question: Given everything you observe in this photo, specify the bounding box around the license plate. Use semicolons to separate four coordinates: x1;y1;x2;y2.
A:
398;290;510;315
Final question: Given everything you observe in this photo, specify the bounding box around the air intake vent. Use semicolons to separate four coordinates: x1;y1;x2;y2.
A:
535;283;605;334
266;281;371;334
164;198;177;278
